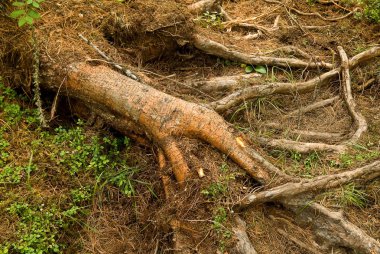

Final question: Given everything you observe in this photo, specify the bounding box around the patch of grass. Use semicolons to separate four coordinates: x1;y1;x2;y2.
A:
201;162;235;200
195;11;224;30
338;145;380;168
270;150;326;177
340;183;369;208
212;207;232;252
0;81;146;253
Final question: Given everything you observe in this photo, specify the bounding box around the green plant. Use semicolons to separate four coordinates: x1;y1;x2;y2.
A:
336;0;380;23
3;202;62;253
304;152;320;170
201;182;228;198
196;11;224;29
357;0;380;22
70;186;93;204
339;149;380;168
201;162;235;199
9;0;44;27
212;207;232;251
340;183;369;208
243;64;267;74
290;151;302;162
104;166;140;197
0;80;143;253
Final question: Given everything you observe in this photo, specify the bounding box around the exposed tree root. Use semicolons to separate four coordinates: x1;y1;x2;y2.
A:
190;73;262;93
338;46;368;144
288;130;345;142
2;0;380;253
263;46;313;59
355;77;376;91
237;160;380;208
284;201;380;254
231;216;258;254
207;70;338;113
64;63;274;184
285;96;339;118
257;137;347;153
188;0;221;15
289;5;359;22
264;0;358;21
207;46;380;113
276;228;324;254
262;122;346;142
192;35;334;69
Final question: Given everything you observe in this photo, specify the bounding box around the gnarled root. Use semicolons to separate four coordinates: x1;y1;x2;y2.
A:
192;35;333;70
338;46;368;144
231;216;258;254
65;62;273;184
284;201;380;254
207;46;380;113
237;160;380;209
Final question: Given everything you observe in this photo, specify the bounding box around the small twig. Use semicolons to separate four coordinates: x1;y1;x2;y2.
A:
291;6;359;21
355;78;375;91
141;69;216;100
32;29;48;128
284;5;307;34
273;15;281;29
285;96;339;117
50;76;66;121
218;6;232;21
277;228;323;254
78;33;139;81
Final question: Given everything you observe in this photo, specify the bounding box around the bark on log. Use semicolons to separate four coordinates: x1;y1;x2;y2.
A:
63;62;271;184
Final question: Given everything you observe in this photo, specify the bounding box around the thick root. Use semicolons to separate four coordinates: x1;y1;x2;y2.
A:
237;160;380;208
64;62;272;184
284;201;380;254
257;137;347;153
231;216;258;254
207;46;380;113
338;46;368;144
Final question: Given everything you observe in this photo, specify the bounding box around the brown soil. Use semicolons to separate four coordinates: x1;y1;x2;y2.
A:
1;0;380;253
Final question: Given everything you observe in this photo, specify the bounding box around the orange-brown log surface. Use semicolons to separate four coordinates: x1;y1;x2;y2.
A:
65;62;270;184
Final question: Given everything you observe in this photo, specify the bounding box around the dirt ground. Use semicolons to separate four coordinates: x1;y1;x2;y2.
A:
0;0;380;253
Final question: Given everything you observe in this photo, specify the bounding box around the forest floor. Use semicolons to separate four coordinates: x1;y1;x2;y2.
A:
0;0;380;253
